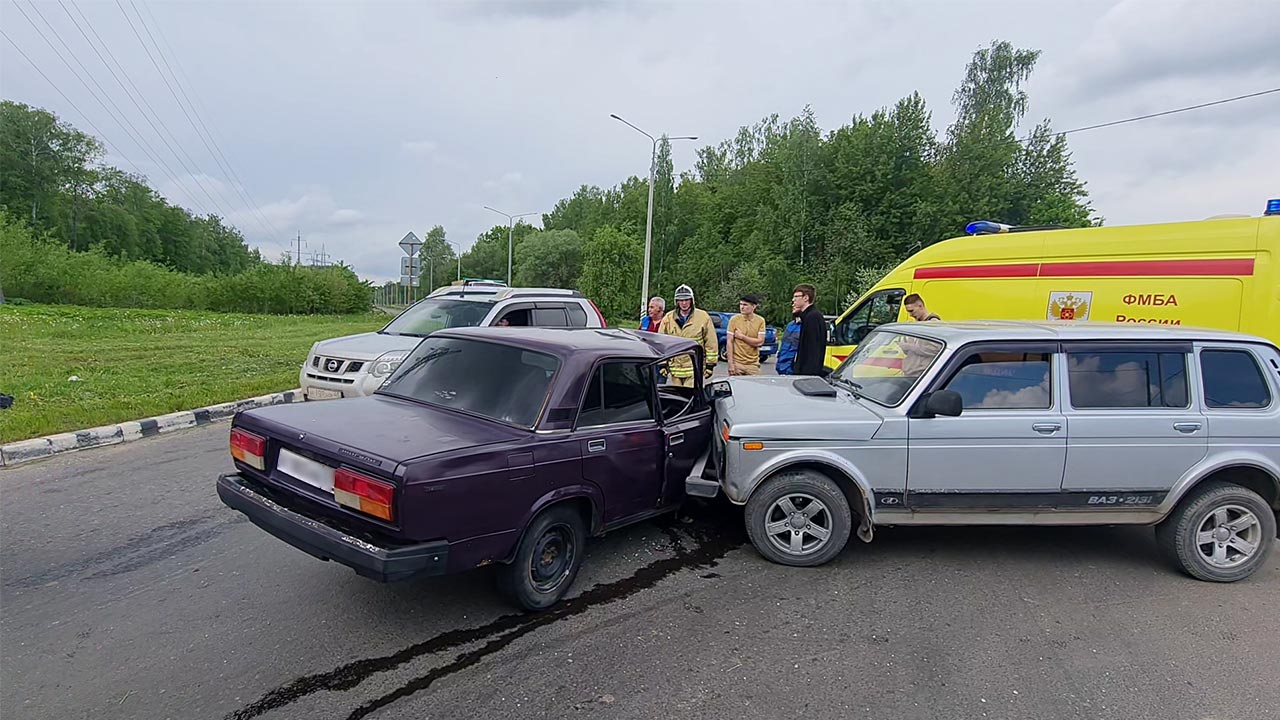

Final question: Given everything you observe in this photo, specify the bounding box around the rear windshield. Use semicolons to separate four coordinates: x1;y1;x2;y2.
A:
377;337;559;428
381;298;495;337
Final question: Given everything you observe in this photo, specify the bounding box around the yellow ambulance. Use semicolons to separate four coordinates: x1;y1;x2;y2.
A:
825;199;1280;370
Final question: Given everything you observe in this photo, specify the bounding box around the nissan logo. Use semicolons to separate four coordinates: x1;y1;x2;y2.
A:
325;358;341;372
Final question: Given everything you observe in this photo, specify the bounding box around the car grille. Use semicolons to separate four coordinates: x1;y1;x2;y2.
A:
305;372;355;385
310;356;364;375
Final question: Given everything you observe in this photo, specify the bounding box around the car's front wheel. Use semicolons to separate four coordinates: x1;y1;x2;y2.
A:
497;505;587;611
1155;481;1276;582
744;470;852;567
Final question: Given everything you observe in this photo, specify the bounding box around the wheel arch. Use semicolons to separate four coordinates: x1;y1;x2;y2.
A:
752;454;876;543
1163;454;1280;518
503;486;602;564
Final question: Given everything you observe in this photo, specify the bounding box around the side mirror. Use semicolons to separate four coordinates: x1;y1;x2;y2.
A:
923;390;963;418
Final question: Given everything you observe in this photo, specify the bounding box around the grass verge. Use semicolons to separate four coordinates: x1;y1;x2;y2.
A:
0;304;386;443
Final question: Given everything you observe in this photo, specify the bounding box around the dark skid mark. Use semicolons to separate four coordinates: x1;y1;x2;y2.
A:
85;517;246;579
228;503;745;720
3;511;223;590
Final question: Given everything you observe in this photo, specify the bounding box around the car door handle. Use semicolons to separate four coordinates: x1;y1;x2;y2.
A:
1032;423;1062;434
668;433;684;446
1173;422;1202;434
587;439;606;453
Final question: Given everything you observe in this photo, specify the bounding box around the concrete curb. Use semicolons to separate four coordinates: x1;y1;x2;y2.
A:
0;388;303;468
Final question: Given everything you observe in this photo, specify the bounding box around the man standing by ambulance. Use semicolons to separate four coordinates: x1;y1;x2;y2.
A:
659;284;718;387
727;294;767;376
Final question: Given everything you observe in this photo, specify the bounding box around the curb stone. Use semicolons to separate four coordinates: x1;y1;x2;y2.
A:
0;389;302;468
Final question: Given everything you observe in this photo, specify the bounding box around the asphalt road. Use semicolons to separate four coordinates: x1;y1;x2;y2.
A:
3;415;1279;720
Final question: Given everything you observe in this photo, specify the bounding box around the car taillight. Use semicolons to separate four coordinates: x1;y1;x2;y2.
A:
334;468;395;521
588;300;607;327
230;428;266;470
721;423;731;442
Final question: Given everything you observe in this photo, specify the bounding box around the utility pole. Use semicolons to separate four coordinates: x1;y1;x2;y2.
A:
484;207;539;285
293;232;306;267
609;114;697;317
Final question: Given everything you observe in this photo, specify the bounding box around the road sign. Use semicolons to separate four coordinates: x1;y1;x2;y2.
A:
398;231;422;256
400;256;421;274
399;275;420;287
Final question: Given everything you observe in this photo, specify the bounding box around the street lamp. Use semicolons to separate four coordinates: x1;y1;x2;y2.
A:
447;240;462;281
610;113;696;318
484;206;539;285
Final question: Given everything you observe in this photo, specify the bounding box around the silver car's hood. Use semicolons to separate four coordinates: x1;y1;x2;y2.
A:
716;376;885;441
312;331;422;361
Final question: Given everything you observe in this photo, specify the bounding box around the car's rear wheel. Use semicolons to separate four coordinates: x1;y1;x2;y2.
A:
744;470;852;567
498;505;586;611
1155;481;1276;582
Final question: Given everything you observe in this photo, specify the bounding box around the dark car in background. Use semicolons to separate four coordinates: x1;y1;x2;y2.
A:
218;327;714;610
707;311;778;363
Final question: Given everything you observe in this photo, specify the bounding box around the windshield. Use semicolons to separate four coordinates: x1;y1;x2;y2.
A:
381;298;496;336
830;329;944;406
377;337;559;428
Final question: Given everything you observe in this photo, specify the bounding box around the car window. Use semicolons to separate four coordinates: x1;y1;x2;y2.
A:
1201;349;1272;409
833;289;905;346
578;362;655;427
377;337;558;428
942;352;1052;409
711;313;723;328
381;298;496;336
532;307;570;327
567;304;589;327
497;307;532;326
1068;351;1188;408
830;329;942;406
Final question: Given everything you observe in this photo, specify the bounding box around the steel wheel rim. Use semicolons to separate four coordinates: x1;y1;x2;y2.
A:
529;523;575;592
764;492;833;556
1195;504;1262;569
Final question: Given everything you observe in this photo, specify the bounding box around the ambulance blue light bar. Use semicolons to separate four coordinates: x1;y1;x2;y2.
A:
965;221;1013;235
1266;199;1280;216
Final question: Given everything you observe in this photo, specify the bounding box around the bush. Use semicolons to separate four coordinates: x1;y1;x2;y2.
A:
0;212;372;314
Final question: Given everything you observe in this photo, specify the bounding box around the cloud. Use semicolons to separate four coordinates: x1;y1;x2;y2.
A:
453;0;641;20
401;140;438;155
483;171;525;190
327;208;365;226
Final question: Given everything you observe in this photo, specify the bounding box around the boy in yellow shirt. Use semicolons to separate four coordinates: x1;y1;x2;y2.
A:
727;294;767;376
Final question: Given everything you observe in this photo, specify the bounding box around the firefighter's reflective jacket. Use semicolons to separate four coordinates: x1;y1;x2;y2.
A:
658;308;718;378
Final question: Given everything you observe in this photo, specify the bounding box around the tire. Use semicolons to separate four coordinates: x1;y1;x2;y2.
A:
744;470;852;567
1155;481;1276;583
497;504;587;611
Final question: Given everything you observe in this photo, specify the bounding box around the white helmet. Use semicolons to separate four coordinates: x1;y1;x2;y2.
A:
674;284;694;301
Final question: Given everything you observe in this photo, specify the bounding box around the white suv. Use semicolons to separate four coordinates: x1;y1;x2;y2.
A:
300;284;607;400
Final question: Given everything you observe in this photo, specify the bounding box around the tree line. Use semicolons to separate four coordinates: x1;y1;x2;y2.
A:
0;100;371;314
459;40;1095;325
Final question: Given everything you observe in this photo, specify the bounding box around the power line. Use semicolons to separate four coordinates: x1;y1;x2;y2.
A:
7;2;213;215
0;29;149;180
108;0;241;220
1054;87;1280;137
132;0;288;250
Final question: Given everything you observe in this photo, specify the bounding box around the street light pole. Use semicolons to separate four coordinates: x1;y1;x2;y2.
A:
609;114;696;318
484;206;539;285
448;241;462;281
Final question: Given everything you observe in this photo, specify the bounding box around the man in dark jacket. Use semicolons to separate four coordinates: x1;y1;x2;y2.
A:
791;284;829;376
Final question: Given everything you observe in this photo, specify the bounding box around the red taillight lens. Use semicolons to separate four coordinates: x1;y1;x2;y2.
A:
334;468;395;521
588;299;607;327
230;428;266;470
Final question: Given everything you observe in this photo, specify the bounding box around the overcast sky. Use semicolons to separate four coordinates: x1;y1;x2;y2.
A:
3;0;1278;282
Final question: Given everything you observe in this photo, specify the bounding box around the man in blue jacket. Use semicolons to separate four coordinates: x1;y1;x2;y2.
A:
775;317;802;375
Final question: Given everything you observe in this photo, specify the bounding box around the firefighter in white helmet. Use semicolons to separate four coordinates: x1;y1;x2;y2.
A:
658;284;717;386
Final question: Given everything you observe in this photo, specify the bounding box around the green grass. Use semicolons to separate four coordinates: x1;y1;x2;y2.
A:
0;304;387;443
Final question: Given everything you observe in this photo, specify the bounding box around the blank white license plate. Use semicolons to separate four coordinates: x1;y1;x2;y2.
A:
278;448;335;494
306;388;342;400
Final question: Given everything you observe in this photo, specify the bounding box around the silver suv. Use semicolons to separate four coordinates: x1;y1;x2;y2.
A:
300;284;606;399
692;321;1280;582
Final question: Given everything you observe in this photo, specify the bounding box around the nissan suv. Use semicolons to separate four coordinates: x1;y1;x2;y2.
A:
693;321;1280;583
301;284;607;399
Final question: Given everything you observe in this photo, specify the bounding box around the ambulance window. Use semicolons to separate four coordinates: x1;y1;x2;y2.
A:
833;290;905;346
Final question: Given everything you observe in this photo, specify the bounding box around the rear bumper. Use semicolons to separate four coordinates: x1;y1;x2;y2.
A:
217;473;448;582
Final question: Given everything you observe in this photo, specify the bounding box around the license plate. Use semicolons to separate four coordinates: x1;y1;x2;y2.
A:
278;448;335;494
306;388;342;401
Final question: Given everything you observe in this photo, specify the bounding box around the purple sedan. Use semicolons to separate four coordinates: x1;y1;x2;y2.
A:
217;327;715;610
